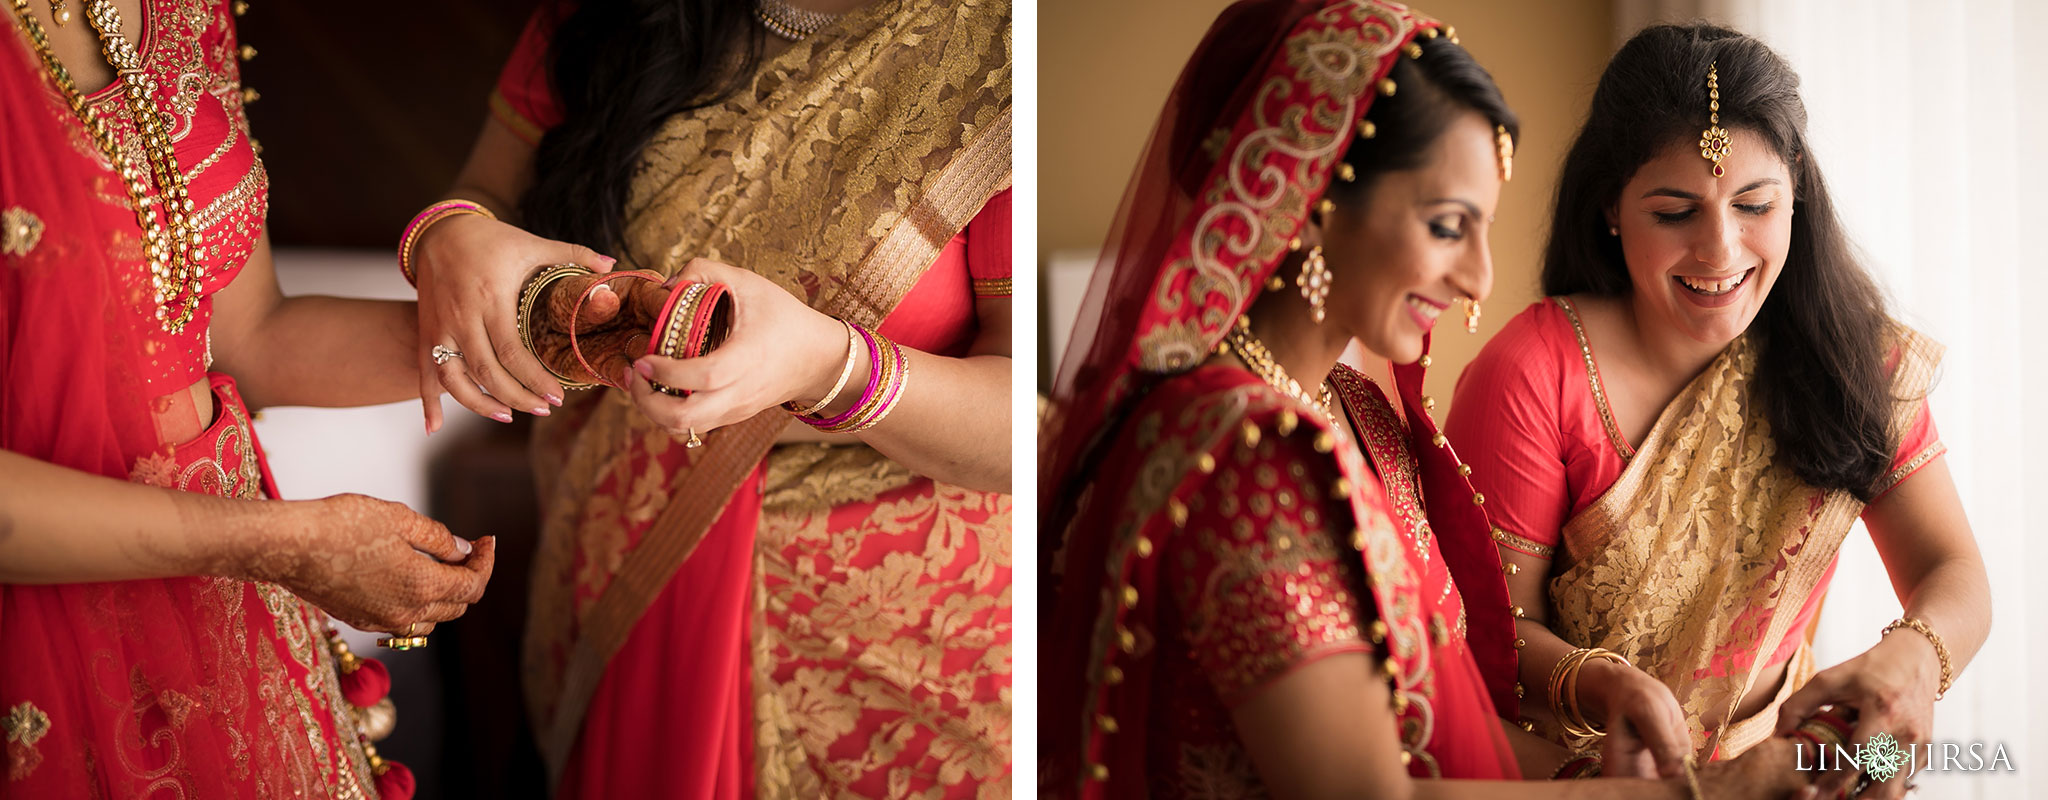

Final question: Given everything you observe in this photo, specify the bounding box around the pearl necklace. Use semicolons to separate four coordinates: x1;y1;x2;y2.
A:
755;0;838;41
1222;322;1336;423
10;0;204;333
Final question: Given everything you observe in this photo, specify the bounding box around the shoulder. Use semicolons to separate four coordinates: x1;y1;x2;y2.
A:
1455;298;1578;408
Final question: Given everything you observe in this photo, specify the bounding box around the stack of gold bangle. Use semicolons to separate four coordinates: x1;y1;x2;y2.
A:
1547;647;1629;739
1882;616;1954;699
516;262;601;390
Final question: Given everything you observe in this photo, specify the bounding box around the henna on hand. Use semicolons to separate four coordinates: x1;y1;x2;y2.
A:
531;273;669;386
206;494;496;632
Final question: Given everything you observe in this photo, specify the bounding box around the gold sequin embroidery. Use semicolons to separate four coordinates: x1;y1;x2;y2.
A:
2;206;43;256
4;701;51;780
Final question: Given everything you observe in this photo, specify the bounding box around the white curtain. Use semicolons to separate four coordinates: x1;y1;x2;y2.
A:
1615;2;2048;796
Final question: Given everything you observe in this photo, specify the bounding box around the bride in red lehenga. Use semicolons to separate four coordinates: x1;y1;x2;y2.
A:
1;2;493;796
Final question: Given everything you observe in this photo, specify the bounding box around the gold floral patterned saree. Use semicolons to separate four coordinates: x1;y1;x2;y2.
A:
1543;329;1940;759
520;1;1012;794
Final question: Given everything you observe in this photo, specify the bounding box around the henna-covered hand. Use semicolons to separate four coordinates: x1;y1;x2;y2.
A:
528;272;672;389
225;494;496;633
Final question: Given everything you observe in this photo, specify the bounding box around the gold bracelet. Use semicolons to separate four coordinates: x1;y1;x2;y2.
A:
516;263;600;390
787;320;859;416
1882;616;1954;699
1682;755;1706;800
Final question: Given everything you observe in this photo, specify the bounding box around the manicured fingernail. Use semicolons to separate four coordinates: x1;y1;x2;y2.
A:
598;255;617;266
634;360;655;378
456;538;473;556
594;283;614;295
491;411;513;423
531;405;551;416
544;393;563;407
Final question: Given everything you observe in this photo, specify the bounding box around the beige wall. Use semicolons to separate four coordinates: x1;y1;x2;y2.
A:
1040;0;1614;410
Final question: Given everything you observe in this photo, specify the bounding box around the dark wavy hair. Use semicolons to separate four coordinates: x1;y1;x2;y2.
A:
520;0;762;258
1543;24;1896;501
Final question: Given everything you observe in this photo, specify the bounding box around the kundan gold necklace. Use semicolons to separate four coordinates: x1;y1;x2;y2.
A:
1222;321;1337;424
10;0;205;333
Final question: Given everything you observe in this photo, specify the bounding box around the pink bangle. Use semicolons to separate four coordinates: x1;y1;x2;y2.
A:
804;323;883;429
809;333;908;434
399;199;496;287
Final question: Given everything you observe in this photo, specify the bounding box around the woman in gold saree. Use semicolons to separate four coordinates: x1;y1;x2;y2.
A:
403;0;1012;796
1446;24;1990;798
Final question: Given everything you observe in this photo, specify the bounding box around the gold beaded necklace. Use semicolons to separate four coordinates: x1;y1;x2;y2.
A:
754;0;838;41
9;0;204;333
1222;320;1336;423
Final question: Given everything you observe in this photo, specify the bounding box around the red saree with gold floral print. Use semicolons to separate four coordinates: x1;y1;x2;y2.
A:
1;1;387;796
498;1;1013;796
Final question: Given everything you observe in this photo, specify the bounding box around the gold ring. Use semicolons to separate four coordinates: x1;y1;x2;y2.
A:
377;622;429;650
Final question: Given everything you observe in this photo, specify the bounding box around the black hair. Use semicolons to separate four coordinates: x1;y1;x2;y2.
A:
1327;32;1519;203
1544;24;1897;501
520;0;763;258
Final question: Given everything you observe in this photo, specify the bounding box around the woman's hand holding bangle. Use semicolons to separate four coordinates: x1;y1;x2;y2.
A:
621;258;851;443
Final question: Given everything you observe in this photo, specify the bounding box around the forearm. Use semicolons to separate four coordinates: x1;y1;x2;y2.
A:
1514;616;1587;726
1502;719;1574;781
1896;555;1992;675
854;350;1011;493
0;449;282;583
228;297;424;410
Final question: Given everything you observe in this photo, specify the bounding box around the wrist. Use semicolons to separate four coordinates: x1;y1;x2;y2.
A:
795;316;865;416
190;496;305;583
1575;657;1632;721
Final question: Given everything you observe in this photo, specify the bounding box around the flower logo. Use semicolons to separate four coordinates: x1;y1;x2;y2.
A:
1863;732;1908;782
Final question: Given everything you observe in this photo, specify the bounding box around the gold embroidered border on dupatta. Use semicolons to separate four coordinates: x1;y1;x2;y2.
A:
525;0;1011;777
1544;325;1941;758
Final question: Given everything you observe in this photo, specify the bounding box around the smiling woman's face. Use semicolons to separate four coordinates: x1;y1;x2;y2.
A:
1608;127;1794;347
1318;109;1500;365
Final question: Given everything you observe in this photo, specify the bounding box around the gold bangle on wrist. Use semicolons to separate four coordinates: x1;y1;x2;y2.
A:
1882;616;1954;699
1549;646;1630;740
788;319;859;417
515;262;601;390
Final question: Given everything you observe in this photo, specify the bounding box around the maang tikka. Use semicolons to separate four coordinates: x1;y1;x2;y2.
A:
1699;60;1731;177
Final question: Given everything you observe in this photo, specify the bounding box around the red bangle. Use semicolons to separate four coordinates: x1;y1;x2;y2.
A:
643;280;734;397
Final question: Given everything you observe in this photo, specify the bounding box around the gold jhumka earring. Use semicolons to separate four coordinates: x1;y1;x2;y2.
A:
1699;60;1731;177
1298;246;1331;324
1455;298;1481;333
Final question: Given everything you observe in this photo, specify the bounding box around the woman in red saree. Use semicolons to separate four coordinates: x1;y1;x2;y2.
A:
1446;25;1991;799
0;1;497;797
1039;2;1815;798
405;0;1011;796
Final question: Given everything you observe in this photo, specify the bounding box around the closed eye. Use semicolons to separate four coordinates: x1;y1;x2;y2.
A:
1429;216;1465;241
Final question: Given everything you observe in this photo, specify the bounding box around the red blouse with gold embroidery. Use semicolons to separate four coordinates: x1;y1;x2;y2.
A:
73;0;267;392
1045;364;1517;798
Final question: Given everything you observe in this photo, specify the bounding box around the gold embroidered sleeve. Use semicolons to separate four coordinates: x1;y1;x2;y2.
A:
1169;427;1374;704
